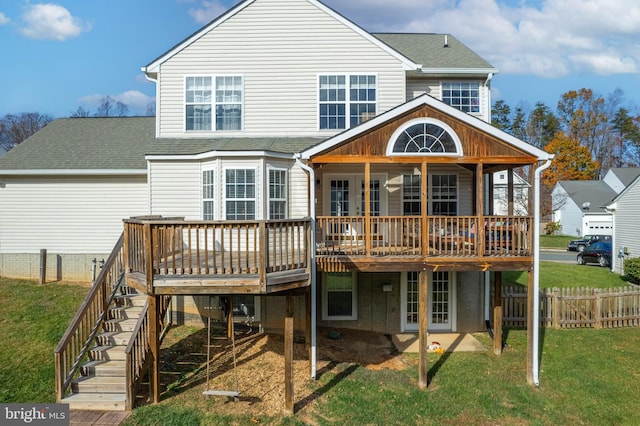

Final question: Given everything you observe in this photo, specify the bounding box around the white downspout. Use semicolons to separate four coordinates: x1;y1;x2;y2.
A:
533;159;552;386
295;154;317;379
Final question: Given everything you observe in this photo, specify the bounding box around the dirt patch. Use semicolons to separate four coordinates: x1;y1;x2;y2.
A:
145;325;411;418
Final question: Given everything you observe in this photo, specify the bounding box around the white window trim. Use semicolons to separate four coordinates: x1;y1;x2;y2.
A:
317;73;378;131
202;166;216;220
386;117;463;157
267;166;288;220
322;271;358;321
184;74;245;133
223;166;259;220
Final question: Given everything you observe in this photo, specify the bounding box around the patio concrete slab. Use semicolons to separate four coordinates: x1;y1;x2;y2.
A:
392;333;487;353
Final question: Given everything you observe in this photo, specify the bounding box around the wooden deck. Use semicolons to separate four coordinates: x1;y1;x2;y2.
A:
124;218;312;295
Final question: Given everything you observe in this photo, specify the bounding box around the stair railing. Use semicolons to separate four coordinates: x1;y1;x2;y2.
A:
124;295;171;410
54;233;126;402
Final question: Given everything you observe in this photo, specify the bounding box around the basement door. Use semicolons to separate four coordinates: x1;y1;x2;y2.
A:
401;271;457;332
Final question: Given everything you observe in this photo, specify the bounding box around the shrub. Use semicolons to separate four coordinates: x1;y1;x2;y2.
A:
623;257;640;284
544;221;562;235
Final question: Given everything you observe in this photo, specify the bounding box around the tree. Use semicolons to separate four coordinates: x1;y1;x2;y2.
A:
526;102;560;148
611;108;640;167
70;106;91;118
491;100;511;132
0;112;53;151
542;132;599;189
556;88;624;175
96;95;128;117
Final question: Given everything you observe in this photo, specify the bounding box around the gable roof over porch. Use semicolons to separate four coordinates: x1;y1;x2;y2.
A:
300;94;553;165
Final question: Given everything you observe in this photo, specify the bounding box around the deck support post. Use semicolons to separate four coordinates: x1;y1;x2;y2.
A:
148;294;161;404
493;271;503;355
526;270;535;384
418;269;429;388
284;295;295;415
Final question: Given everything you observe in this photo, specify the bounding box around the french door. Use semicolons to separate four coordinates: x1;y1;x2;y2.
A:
401;271;456;332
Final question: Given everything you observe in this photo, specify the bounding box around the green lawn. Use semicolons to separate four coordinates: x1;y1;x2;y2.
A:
2;264;639;424
504;261;629;289
540;234;574;249
0;278;88;403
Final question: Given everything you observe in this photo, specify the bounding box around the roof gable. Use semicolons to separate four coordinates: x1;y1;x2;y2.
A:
301;94;552;162
143;0;419;74
557;180;617;213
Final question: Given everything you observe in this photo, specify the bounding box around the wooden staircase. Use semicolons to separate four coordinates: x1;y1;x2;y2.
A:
61;292;147;411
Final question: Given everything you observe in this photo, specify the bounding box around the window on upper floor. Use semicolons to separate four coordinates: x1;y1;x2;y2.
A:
402;174;421;215
388;118;461;155
202;168;215;220
442;81;480;113
319;74;376;130
431;174;458;216
268;168;287;219
225;168;255;220
186;76;243;131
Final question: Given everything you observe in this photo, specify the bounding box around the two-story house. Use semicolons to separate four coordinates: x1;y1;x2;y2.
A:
0;0;552;413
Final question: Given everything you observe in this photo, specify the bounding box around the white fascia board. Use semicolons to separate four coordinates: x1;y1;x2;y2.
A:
420;67;499;75
609;174;640;205
0;169;148;176
142;0;256;74
311;0;419;71
146;151;294;162
301;93;554;161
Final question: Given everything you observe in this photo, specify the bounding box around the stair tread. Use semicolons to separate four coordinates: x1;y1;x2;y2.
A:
84;360;126;368
63;393;126;401
75;376;126;384
92;345;126;352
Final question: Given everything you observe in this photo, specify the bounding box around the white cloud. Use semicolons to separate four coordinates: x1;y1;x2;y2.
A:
0;12;10;25
78;91;154;115
188;1;228;25
322;0;640;78
19;4;90;41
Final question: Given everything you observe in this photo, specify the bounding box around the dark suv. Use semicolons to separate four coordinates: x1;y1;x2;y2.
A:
567;234;611;252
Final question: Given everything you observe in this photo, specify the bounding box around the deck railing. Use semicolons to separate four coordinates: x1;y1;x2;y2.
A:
124;218;311;289
316;215;532;257
54;233;126;402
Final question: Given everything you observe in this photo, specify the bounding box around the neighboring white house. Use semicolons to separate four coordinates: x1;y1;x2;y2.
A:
0;0;554;337
492;170;530;216
607;175;640;274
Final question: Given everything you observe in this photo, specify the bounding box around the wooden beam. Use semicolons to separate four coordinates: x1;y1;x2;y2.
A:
476;163;485;257
418;270;429;388
148;295;161;404
493;271;503;355
507;168;514;216
527;270;535;385
284;295;294;415
421;162;428;257
364;162;372;255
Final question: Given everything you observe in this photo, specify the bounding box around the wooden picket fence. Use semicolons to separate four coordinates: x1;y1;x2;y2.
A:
502;286;640;329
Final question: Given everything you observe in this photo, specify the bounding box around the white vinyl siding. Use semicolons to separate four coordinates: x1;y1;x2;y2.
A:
0;175;148;253
149;161;202;219
613;181;640;272
156;0;405;137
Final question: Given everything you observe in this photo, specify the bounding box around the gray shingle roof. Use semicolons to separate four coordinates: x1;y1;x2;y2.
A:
372;33;497;71
0;117;325;172
0;117;153;171
558;180;618;213
608;167;640;187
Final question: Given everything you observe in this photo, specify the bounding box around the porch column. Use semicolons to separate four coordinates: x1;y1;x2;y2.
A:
284;295;295;415
476;163;485;256
493;272;503;355
148;295;161;404
364;162;372;254
526;270;535;384
507;168;514;216
421;162;428;256
418;269;429;388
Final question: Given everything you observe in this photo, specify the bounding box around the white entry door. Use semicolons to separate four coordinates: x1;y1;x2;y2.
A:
401;271;456;332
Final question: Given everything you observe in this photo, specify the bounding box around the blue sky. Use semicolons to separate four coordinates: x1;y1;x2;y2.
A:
1;0;639;118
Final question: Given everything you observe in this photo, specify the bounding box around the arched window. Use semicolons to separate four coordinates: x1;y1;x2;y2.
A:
387;118;462;156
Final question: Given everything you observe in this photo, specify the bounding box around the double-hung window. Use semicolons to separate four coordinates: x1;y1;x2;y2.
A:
322;272;357;320
202;169;215;220
442;82;480;113
431;174;458;215
186;76;242;131
225;169;255;220
268;169;287;219
319;74;376;129
402;174;421;215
